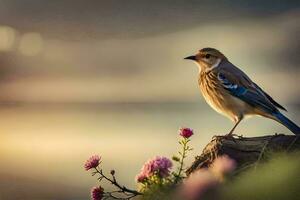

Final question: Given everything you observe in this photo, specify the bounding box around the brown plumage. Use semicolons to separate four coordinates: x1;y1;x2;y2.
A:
185;47;300;135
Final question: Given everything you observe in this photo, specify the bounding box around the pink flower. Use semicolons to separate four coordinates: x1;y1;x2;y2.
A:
136;156;172;182
84;155;101;171
180;156;235;199
210;155;236;178
91;186;104;200
136;173;147;183
181;169;219;200
179;127;194;138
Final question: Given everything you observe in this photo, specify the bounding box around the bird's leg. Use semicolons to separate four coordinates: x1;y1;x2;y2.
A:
213;117;244;141
224;117;243;140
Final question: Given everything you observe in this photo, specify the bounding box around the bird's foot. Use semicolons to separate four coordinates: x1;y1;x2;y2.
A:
222;133;244;143
212;133;242;142
232;133;244;139
223;133;237;142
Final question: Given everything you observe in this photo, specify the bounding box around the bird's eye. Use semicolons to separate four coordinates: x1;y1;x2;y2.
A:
205;54;211;59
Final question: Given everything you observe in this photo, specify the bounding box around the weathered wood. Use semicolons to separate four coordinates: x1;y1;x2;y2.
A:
186;134;300;175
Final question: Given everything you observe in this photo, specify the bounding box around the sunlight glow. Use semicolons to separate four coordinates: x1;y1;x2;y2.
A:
0;25;16;51
19;32;44;56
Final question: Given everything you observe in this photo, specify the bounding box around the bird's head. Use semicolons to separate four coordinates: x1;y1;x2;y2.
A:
184;48;227;72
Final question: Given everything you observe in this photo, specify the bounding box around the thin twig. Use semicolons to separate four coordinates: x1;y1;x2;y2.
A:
286;135;299;152
254;139;270;170
95;168;142;196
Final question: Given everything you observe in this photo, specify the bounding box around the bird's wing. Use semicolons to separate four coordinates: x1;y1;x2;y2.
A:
217;69;279;114
252;82;287;111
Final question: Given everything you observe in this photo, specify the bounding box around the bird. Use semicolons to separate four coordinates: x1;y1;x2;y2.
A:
184;47;300;135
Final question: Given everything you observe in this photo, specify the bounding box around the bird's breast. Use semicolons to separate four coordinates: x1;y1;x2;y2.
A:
198;73;249;121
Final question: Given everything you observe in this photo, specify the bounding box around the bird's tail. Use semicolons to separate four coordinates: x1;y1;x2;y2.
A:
273;112;300;135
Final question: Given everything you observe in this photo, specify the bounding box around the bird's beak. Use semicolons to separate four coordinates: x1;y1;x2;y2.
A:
184;55;196;61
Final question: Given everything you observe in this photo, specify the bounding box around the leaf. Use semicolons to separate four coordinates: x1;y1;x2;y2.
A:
172;156;180;162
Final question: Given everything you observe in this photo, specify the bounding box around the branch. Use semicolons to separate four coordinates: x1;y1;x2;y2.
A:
186;134;300;175
94;168;142;197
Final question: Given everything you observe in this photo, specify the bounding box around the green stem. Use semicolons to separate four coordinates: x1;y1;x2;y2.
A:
175;138;188;183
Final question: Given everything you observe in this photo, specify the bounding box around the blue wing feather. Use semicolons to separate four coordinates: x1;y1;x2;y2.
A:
218;73;278;113
217;69;299;134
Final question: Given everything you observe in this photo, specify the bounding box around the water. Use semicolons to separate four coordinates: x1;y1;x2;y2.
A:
0;103;298;200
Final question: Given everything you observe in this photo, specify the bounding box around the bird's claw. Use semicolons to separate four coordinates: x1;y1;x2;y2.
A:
234;134;244;139
223;133;237;142
223;133;244;143
212;133;243;144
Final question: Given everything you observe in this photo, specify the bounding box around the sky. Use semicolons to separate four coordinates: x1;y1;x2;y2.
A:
0;0;299;104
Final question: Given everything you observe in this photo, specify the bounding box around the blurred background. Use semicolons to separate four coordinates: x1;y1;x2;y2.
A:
0;0;299;199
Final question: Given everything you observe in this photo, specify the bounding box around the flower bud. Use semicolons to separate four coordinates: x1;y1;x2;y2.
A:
110;170;115;176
